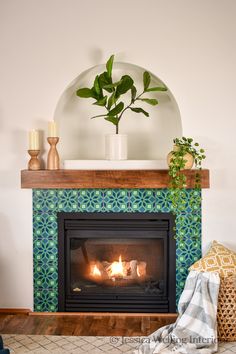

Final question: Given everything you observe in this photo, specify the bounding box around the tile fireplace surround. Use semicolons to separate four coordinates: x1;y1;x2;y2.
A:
32;188;202;312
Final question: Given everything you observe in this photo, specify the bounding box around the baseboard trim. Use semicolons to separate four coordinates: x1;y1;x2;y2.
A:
0;309;178;318
29;312;178;317
0;308;32;315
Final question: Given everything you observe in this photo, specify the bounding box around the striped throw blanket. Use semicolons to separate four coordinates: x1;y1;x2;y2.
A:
135;271;220;354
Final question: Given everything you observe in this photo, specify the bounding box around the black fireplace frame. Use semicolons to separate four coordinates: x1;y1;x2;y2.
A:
58;212;176;313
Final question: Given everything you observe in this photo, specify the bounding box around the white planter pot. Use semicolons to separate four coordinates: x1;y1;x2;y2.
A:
105;134;127;160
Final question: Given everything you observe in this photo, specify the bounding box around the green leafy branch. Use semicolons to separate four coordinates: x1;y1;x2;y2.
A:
76;55;167;134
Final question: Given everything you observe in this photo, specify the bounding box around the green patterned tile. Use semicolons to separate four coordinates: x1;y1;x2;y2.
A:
58;190;78;212
33;289;58;312
129;189;155;212
33;190;58;213
33;188;202;311
33;212;57;239
34;261;58;290
103;189;130;212
78;189;105;212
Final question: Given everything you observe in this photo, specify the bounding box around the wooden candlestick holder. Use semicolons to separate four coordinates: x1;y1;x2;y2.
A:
47;137;60;170
28;150;41;170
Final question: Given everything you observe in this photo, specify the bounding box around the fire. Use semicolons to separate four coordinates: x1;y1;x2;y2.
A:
109;255;125;277
90;255;146;281
91;264;101;277
137;265;141;277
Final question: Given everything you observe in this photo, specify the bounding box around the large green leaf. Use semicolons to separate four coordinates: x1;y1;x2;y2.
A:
105;116;119;125
98;72;112;92
139;98;158;105
143;71;151;91
93;75;101;96
116;75;134;96
108;101;124;116
103;80;121;90
130;107;149;117
91;87;100;99
107;92;117;110
93;96;107;106
131;85;137;103
106;55;114;78
146;86;167;92
76;88;95;98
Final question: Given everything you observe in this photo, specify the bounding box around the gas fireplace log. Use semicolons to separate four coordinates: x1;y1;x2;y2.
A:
137;261;147;277
130;260;138;278
96;261;109;279
102;261;111;274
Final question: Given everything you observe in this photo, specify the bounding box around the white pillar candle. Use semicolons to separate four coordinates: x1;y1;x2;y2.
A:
48;121;58;137
29;130;39;150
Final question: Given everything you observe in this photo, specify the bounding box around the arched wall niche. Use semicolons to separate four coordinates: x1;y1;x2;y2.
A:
54;62;182;161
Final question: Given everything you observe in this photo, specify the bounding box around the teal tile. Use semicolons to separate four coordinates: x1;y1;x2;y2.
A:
33;188;202;311
34;262;58;290
33;212;57;239
58;189;78;212
33;190;58;213
33;239;58;263
34;289;58;312
77;189;105;212
103;189;130;212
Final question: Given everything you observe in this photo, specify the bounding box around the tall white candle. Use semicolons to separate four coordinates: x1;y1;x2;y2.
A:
48;121;58;137
29;130;39;150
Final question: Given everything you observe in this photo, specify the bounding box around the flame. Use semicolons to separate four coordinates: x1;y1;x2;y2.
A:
109;255;125;277
91;264;101;277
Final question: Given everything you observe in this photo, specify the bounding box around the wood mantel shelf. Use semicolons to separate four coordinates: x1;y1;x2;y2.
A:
21;169;210;189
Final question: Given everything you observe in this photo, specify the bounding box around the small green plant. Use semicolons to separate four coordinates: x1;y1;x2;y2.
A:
168;137;206;191
76;55;167;134
168;137;206;240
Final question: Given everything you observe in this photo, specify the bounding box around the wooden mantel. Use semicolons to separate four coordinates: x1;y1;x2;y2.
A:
21;169;210;189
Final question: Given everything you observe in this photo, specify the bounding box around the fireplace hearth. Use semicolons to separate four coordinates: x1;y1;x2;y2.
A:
58;213;176;313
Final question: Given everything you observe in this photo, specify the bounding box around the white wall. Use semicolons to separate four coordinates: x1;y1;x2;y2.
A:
0;0;236;309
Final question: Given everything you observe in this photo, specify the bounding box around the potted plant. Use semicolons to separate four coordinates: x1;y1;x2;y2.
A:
167;137;206;186
167;137;206;239
76;55;167;160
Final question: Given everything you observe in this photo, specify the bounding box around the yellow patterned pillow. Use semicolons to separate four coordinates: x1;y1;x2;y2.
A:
190;241;236;277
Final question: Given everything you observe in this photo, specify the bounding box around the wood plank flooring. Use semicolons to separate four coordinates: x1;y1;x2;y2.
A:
0;313;177;336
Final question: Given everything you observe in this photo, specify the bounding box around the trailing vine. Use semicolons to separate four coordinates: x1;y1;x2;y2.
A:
168;137;206;241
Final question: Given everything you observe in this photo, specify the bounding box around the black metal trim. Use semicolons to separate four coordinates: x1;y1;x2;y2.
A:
58;212;176;313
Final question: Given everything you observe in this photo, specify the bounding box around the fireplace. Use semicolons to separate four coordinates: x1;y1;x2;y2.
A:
58;213;176;313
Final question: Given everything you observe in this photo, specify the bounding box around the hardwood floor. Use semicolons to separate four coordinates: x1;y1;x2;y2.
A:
0;313;177;336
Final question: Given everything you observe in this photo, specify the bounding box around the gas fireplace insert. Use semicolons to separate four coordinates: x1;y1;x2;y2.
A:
58;213;176;313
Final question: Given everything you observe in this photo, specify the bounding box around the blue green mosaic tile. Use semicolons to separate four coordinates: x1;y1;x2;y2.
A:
33;239;58;264
103;190;130;212
33;188;202;312
34;262;58;290
33;190;58;213
33;213;58;239
78;189;106;212
58;189;78;212
34;290;58;312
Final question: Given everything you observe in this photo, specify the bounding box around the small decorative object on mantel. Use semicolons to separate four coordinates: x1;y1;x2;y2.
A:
167;137;206;189
28;129;41;170
47;121;60;170
76;54;167;160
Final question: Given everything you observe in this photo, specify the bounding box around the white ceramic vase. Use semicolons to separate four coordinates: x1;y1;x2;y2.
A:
105;134;127;160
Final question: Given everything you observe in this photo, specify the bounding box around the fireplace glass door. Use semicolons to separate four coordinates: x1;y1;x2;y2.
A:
70;235;166;297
